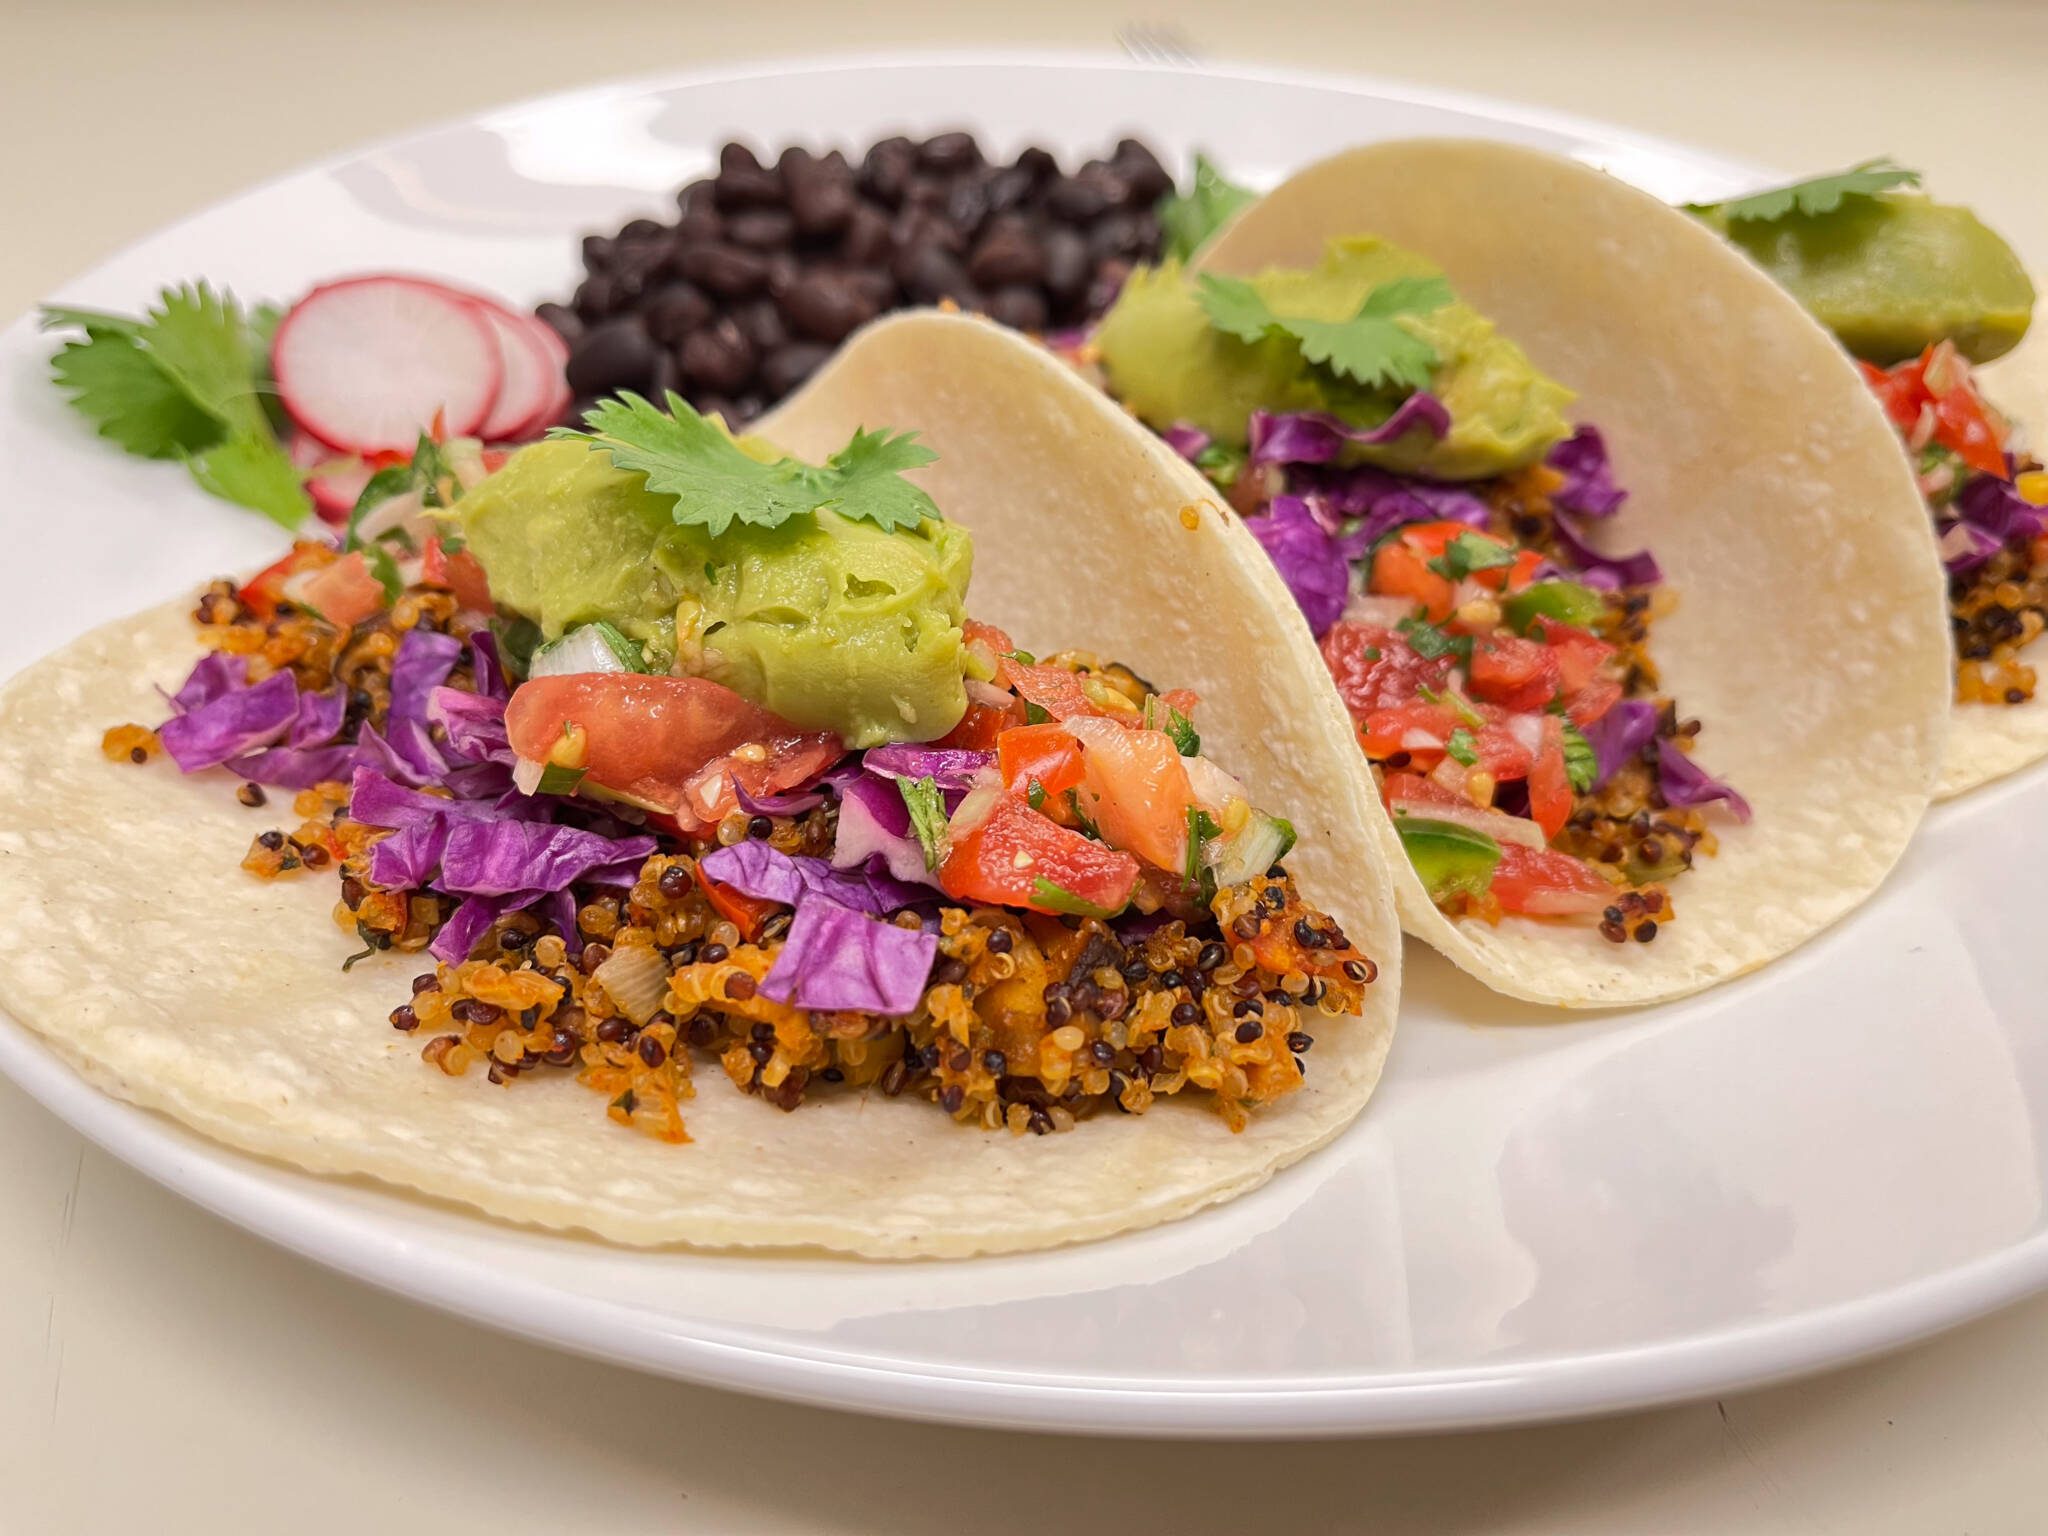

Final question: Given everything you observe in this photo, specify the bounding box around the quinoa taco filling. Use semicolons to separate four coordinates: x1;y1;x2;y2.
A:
105;398;1376;1144
1087;235;1748;941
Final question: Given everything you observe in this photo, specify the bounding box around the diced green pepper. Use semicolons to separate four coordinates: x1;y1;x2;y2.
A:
1394;816;1502;904
1503;580;1605;635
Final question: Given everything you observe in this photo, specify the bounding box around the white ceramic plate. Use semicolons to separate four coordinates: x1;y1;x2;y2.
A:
3;53;2043;1438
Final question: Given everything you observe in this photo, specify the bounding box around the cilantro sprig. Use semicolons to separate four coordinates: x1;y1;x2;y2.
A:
898;776;948;872
1426;531;1517;582
1157;152;1257;261
42;283;309;528
551;391;942;537
1560;720;1598;793
1688;159;1921;224
1196;272;1452;394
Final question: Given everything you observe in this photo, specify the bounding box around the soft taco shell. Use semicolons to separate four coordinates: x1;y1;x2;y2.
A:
0;317;1400;1258
1942;313;2048;798
1195;139;1950;1006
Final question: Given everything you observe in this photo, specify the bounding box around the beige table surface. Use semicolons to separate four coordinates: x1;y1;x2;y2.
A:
4;1;2046;1530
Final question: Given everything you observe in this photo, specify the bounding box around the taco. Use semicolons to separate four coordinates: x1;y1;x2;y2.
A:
0;313;1397;1257
1686;164;2048;798
1083;138;1949;1007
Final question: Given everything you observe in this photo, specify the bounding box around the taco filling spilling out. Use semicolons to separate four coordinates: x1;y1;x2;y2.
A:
104;398;1377;1145
1088;235;1750;940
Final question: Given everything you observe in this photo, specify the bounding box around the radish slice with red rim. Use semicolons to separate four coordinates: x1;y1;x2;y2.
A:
287;429;370;526
273;276;502;455
507;313;573;438
472;300;558;442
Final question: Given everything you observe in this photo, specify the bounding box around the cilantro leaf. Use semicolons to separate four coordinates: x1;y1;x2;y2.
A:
898;776;948;872
1164;704;1201;757
1157;152;1257;261
1690;159;1921;224
1444;728;1480;767
1427;530;1519;582
1195;272;1451;393
39;305;147;341
50;332;221;459
1560;720;1598;793
140;283;271;439
552;392;941;537
185;432;313;530
1397;615;1473;667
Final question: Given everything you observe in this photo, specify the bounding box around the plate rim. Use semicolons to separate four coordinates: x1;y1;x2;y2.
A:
8;47;2035;1440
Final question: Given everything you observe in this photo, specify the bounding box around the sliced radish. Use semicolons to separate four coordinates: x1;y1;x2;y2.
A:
510;312;573;438
288;429;372;526
471;299;557;442
273;276;502;455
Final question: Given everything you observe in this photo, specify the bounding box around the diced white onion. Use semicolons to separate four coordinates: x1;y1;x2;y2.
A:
529;625;630;679
592;944;671;1026
1507;714;1544;756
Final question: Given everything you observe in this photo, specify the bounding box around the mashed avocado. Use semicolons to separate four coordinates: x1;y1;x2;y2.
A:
457;439;973;748
1695;193;2035;365
1095;237;1574;480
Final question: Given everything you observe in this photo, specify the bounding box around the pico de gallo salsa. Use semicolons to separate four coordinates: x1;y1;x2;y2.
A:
104;405;1378;1143
1859;342;2048;707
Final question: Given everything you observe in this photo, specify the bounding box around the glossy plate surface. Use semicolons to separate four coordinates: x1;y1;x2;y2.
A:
2;54;2040;1437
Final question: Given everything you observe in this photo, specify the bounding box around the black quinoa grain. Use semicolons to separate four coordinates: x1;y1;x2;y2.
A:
637;1035;668;1067
1233;998;1263;1018
881;1059;909;1095
983;1050;1007;1075
236;782;266;807
1232;915;1261;940
389;1004;418;1032
985;927;1013;954
747;1041;773;1065
940;1085;965;1114
821;1066;844;1083
670;940;699;965
451;999;501;1026
257;829;285;851
933;957;968;987
1089;1041;1116;1066
1170;1001;1201;1026
686;1017;716;1048
700;942;729;964
1285;1031;1312;1054
1138;1044;1164;1074
746;815;773;839
1634;920;1659;943
1234;1020;1263;1044
658;865;691;898
1342;959;1371;982
750;1021;774;1042
725;972;758;1001
1197;941;1227;971
596;1017;634;1044
410;974;439;995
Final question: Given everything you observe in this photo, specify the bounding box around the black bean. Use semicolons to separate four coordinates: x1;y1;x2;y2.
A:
918;132;981;172
844;268;896;308
679;318;756;393
580;234;616;271
727;208;795;250
731;298;787;354
984;163;1035;214
893;244;972;304
889;205;965;259
534;302;583;343
572;273;617;319
1089;209;1153;262
1044;174;1108;223
984;286;1048;332
781;147;857;236
1113;138;1173;202
565;317;660;396
1087;257;1133;315
859;137;917;207
840;201;893;266
677;243;769;297
944;177;990;240
967;218;1045;288
714;142;782;208
642;282;713;346
619;216;664;242
1040;226;1090;305
779;270;877;343
759;343;830;398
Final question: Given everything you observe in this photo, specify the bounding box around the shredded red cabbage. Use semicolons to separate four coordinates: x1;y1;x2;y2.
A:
1247;493;1356;637
1300;464;1492;544
699;841;930;917
1161;423;1212;461
1655;739;1752;823
468;632;510;701
1942;467;2047;574
759;895;937;1015
860;744;995;789
167;651;247;713
1541;427;1662;588
832;771;943;890
432;892;542;964
384;630;462;780
1246;396;1450;467
436;820;655;897
1580;699;1660;788
158;669;301;771
366;819;450;889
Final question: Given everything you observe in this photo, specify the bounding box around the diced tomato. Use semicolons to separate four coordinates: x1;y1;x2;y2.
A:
1359;702;1457;763
299;550;387;629
962;618;1016;656
1368;540;1454;622
237;543;325;620
939;795;1140;916
1533;618;1615;693
997;723;1086;799
1501;549;1545;593
1321;623;1454;718
936;699;1015;749
505;674;841;830
1527;716;1573;841
1468;636;1560;713
1471;718;1537;783
1066;720;1196;873
1382;772;1471;811
1488;843;1614;916
420;536;493;613
698;869;781;942
1862;344;2010;478
1564;675;1623;728
1157;687;1200;719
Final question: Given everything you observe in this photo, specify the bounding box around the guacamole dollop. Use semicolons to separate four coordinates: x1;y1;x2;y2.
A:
457;439;973;748
1094;237;1575;480
1696;193;2035;365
